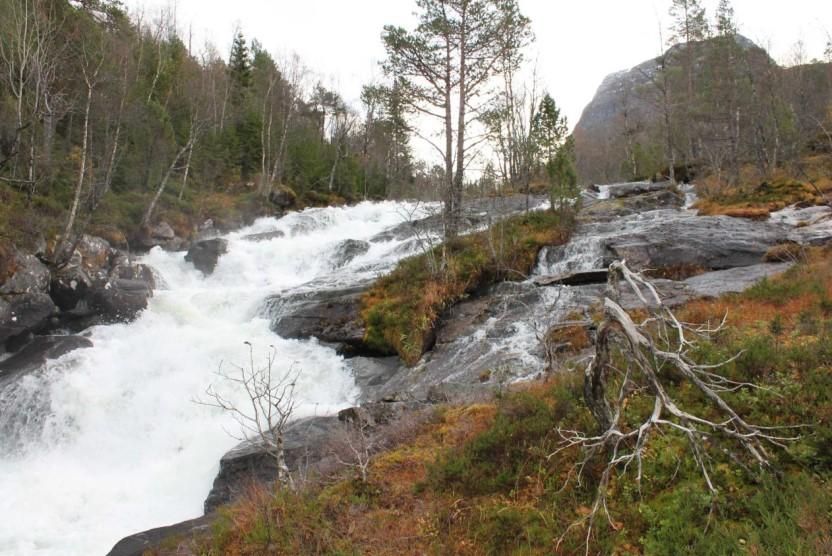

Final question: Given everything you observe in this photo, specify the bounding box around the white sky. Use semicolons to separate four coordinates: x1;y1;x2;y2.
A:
126;0;831;163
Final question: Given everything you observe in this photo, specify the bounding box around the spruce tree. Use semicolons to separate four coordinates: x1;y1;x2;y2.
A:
228;30;252;103
533;94;568;163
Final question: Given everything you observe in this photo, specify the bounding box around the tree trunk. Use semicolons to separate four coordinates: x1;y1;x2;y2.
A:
141;140;192;228
453;7;467;235
270;95;296;189
62;79;93;244
443;39;455;240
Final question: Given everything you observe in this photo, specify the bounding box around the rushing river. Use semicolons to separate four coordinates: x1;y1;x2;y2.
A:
0;201;432;556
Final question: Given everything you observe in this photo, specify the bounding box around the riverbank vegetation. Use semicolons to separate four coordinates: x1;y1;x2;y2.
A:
0;0;415;250
165;245;832;556
361;208;574;365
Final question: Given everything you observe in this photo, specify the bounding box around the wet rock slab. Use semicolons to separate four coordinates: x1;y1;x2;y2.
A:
684;263;793;298
604;216;789;271
0;335;92;387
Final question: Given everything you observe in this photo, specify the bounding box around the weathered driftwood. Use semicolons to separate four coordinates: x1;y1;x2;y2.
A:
555;261;801;554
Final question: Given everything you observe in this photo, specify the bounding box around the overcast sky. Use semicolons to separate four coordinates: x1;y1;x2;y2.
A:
125;0;831;163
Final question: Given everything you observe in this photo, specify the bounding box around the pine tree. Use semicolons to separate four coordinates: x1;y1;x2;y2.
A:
533;94;568;163
546;136;578;219
669;0;709;46
715;0;736;37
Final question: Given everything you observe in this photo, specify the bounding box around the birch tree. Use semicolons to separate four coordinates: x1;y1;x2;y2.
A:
200;343;299;488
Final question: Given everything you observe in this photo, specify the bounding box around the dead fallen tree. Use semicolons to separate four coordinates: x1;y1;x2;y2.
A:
553;261;802;554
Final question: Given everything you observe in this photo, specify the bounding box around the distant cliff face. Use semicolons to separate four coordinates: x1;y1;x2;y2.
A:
573;36;832;184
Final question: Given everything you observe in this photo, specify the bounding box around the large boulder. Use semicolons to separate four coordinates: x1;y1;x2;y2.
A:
0;249;50;296
268;185;297;209
185;238;228;275
603;216;789;271
203;399;423;513
330;239;370;268
49;235;114;311
606;181;673;198
48;235;156;324
0;293;57;350
266;285;369;354
0;247;56;349
87;279;153;323
50;261;93;311
203;415;341;513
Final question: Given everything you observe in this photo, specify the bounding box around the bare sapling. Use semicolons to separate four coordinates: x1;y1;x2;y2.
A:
332;415;376;484
553;261;803;554
398;201;444;276
199;342;300;489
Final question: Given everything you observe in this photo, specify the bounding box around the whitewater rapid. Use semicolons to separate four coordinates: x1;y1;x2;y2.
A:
0;201;432;556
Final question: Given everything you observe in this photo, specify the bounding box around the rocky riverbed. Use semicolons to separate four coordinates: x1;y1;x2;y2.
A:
106;183;831;556
0;188;828;556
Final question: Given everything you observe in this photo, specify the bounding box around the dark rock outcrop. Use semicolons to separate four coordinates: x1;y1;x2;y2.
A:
87;279;153;322
50;235;114;311
534;269;609;287
0;248;56;350
0;293;58;350
268;185;297;209
0;335;92;387
267;285;370;354
48;235;155;324
185;238;229;275
203;415;339;513
203;399;423;513
0;249;50;296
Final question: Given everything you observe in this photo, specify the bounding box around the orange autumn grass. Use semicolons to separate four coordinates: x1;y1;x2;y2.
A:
680;245;832;332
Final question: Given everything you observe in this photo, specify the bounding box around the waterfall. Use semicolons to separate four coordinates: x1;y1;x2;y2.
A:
0;201;432;556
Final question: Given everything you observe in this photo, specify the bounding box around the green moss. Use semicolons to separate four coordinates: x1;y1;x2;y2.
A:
361;210;572;364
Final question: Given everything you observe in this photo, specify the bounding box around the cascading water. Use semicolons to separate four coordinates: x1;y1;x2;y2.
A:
0;201;433;556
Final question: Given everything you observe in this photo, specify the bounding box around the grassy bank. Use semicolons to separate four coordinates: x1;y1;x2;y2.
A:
361;209;573;365
694;155;832;219
167;245;832;556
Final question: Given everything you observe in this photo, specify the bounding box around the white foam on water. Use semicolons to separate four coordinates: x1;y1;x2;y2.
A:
0;200;432;556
